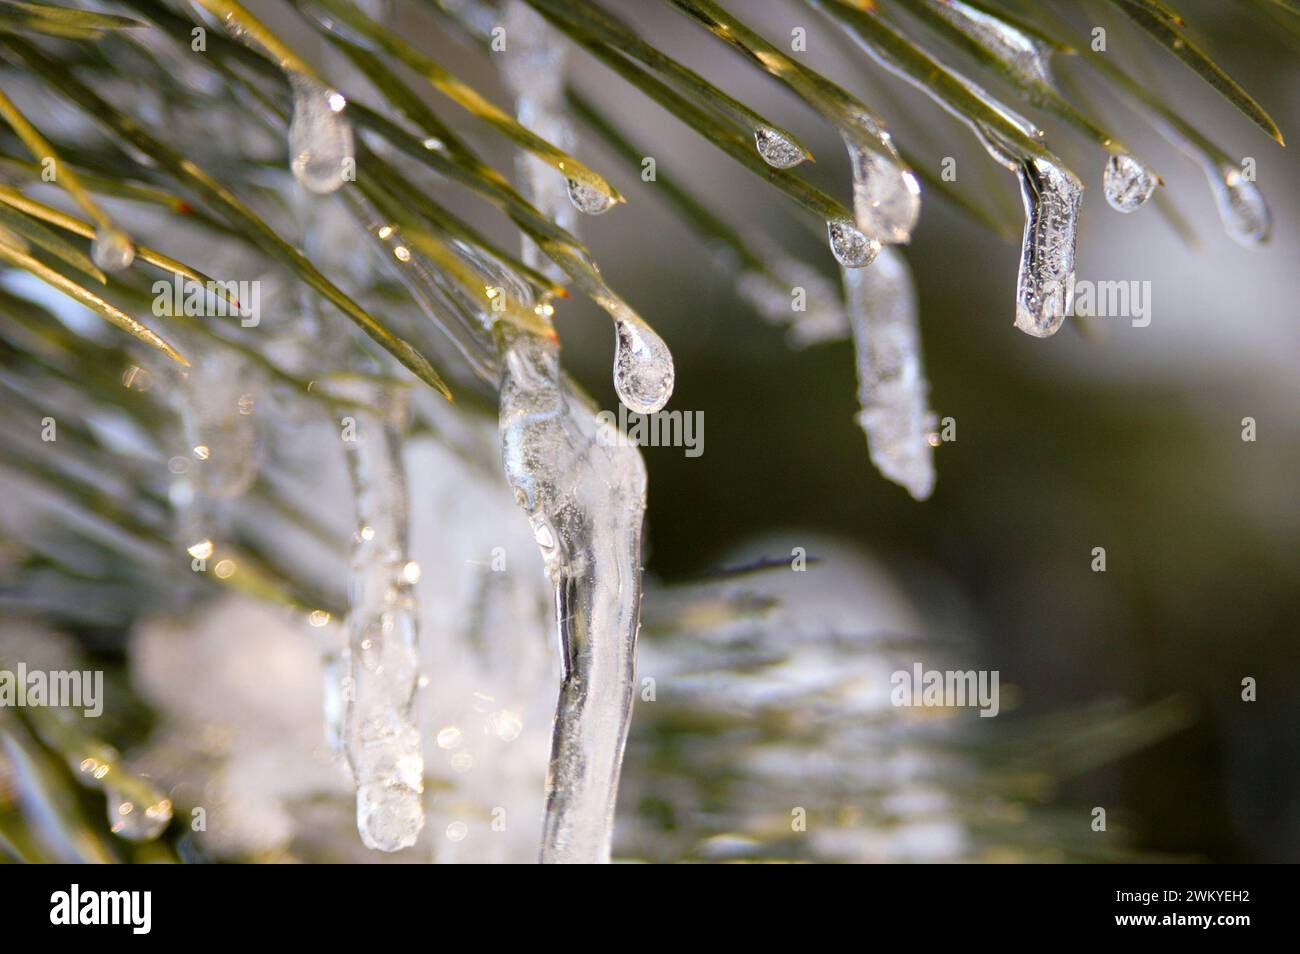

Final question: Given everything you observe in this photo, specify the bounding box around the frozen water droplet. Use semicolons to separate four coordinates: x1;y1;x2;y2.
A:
843;248;935;500
828;219;881;269
845;135;922;244
1011;155;1083;337
613;318;675;414
1211;164;1271;246
1103;153;1157;213
90;228;135;272
107;787;173;841
289;74;355;194
566;178;617;215
754;126;806;169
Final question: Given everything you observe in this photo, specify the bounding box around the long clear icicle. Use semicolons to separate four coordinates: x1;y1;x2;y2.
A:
337;382;425;851
497;327;647;863
843;247;936;500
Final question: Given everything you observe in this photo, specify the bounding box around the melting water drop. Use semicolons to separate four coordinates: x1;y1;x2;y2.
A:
1209;163;1271;246
90;227;135;272
335;381;424;852
1103;153;1157;213
842;248;935;500
288;74;355;194
754;126;807;169
566;177;617;215
828;218;881;269
497;327;647;864
613;318;674;414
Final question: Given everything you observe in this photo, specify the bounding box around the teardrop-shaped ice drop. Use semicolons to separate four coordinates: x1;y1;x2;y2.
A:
828;219;881;269
1210;163;1271;246
289;74;355;194
613;318;674;414
1103;153;1157;213
754;126;807;169
106;786;173;841
91;227;135;272
567;178;617;215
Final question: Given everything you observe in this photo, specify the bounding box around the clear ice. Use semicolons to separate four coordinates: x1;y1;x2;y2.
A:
567;177;617;215
613;317;674;415
843;247;936;501
828;218;881;269
497;327;647;863
1009;153;1083;337
975;123;1083;337
754;126;807;169
1103;153;1157;213
338;383;425;851
288;73;355;194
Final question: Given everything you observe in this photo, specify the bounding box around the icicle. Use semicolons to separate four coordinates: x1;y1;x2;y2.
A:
1207;162;1271;245
843;124;922;245
1103;154;1158;213
843;247;936;500
975;123;1083;337
828;218;881;269
497;327;647;863
754;126;807;169
1009;153;1083;337
90;226;135;272
287;74;355;194
336;382;424;852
